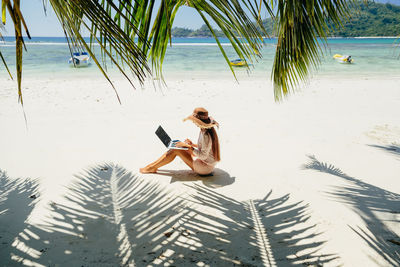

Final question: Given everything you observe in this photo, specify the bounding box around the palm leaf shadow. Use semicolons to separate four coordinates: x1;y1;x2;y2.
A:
8;163;338;266
368;144;400;158
0;169;39;266
303;155;400;266
8;163;186;266
253;191;338;266
180;185;338;266
167;184;261;266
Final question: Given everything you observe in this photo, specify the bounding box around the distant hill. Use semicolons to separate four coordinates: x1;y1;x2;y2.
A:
327;1;400;36
171;24;224;38
171;1;400;38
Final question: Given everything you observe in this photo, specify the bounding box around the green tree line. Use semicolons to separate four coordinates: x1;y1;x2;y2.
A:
328;2;400;37
172;1;400;38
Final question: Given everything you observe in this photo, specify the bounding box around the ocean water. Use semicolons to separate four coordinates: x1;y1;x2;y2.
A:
0;36;399;80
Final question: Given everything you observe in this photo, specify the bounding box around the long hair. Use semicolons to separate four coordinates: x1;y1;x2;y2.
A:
206;127;221;161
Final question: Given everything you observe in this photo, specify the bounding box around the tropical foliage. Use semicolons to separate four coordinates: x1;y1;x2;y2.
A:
1;0;353;102
171;1;400;38
328;2;400;37
172;23;274;37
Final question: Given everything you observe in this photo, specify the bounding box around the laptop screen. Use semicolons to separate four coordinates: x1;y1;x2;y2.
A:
155;126;171;148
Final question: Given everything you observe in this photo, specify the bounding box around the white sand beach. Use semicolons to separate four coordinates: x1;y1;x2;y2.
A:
1;72;399;266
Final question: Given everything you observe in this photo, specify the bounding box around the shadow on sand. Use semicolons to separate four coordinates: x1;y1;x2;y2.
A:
368;144;400;158
303;155;400;266
156;168;235;188
0;170;40;267
253;190;338;266
3;163;337;266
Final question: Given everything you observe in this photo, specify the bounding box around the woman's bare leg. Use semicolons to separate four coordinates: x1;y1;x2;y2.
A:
140;149;194;173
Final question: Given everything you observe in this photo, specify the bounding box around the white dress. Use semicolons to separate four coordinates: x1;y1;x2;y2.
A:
193;129;216;174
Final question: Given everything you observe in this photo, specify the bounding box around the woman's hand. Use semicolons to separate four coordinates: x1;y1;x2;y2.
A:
184;139;193;145
185;139;198;148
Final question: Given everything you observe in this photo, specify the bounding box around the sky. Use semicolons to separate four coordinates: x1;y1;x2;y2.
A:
2;0;270;37
3;0;400;37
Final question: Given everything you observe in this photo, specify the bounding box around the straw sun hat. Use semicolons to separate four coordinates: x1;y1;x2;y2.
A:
183;107;219;129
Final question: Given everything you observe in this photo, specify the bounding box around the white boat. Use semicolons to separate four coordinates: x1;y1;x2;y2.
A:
68;52;90;67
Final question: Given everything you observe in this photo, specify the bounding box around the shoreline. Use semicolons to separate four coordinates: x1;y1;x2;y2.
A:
1;35;399;42
2;67;399;83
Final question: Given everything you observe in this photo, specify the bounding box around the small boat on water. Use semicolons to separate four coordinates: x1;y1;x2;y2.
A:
333;54;354;64
68;52;90;67
229;59;247;67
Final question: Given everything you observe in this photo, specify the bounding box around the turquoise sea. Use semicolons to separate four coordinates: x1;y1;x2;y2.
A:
0;37;399;79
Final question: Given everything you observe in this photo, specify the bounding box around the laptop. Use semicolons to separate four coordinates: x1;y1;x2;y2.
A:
155;125;188;150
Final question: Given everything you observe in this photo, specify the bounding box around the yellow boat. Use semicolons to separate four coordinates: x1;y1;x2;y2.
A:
230;59;247;67
333;54;354;64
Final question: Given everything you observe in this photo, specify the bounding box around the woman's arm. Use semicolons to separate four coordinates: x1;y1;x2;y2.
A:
185;139;198;148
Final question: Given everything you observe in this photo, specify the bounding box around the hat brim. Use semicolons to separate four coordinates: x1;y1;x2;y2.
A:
183;115;219;129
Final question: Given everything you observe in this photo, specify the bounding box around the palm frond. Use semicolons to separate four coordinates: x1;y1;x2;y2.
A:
1;0;355;105
1;0;6;24
186;0;268;73
1;0;30;104
119;0;269;79
0;51;13;80
271;0;351;101
11;0;24;104
0;23;13;79
48;0;152;103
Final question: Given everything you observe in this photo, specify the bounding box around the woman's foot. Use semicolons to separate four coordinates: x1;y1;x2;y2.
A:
139;167;158;174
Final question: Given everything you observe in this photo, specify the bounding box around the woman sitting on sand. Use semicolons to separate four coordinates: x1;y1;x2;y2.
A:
140;107;220;175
